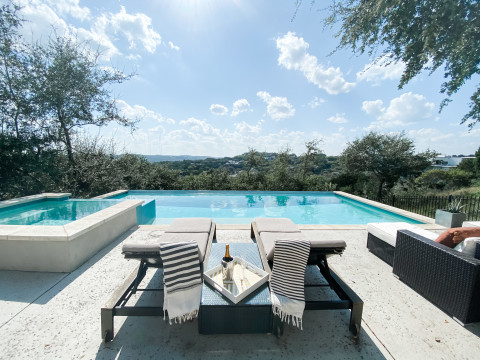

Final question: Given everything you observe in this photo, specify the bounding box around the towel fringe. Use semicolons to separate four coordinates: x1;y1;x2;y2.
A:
272;305;303;330
167;309;199;325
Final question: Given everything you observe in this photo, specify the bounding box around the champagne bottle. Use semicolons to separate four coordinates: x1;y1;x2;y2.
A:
222;244;233;262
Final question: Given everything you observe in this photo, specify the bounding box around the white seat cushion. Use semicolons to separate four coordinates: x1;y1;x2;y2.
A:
165;218;212;233
463;221;480;227
454;237;480;257
367;222;437;247
255;218;299;233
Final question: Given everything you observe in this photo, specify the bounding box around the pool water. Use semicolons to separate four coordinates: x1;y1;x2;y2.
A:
0;199;122;226
111;190;422;225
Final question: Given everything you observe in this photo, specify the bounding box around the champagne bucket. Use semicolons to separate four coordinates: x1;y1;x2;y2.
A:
221;259;234;281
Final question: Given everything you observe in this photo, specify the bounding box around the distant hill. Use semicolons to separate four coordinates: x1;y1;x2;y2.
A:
140;155;216;162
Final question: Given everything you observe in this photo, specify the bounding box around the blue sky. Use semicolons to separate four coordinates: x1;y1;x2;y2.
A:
8;0;480;157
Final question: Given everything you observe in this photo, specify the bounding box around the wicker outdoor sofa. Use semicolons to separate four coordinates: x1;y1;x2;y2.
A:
393;230;480;325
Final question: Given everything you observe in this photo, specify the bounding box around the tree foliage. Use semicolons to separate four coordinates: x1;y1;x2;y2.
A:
29;35;135;165
340;131;436;198
323;0;480;128
0;2;136;198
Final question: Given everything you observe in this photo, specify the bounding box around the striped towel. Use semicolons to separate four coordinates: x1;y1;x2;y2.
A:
159;241;202;324
270;239;310;330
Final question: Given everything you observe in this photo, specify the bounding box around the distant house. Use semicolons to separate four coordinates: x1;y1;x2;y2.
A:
432;155;475;169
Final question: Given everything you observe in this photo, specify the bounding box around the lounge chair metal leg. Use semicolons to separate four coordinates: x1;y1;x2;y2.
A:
349;298;363;337
132;261;148;294
101;308;114;343
273;315;284;338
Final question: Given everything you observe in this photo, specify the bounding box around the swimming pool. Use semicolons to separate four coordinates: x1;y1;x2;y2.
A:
108;190;424;225
0;198;122;226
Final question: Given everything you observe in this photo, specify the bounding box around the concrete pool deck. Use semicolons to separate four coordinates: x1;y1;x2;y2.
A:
1;225;479;359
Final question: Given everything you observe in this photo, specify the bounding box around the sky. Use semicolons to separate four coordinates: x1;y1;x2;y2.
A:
6;0;480;157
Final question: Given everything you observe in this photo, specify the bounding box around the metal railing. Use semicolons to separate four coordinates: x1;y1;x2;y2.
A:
367;194;480;221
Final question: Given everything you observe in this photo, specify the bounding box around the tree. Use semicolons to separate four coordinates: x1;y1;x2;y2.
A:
266;147;295;190
474;146;480;178
30;35;136;167
298;139;327;185
320;0;480;128
0;3;60;199
243;148;266;189
0;2;29;137
340;131;436;198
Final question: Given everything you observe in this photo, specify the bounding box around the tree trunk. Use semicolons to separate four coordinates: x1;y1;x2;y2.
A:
59;117;75;166
377;180;384;200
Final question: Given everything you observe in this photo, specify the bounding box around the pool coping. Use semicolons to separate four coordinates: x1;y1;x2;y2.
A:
93;190;129;199
334;191;435;224
0;192;72;209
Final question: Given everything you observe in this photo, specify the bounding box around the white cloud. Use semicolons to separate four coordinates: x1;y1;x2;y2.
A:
117;100;175;124
231;99;250;116
94;120;354;157
309;96;326;109
48;0;90;21
209;104;229;116
408;127;480;155
276;32;355;95
327;113;348;124
16;3;161;60
17;1;70;39
180;118;221;136
234;121;262;134
168;41;180;51
363;92;435;130
362;100;385;117
100;6;161;53
357;55;405;85
257;91;295;120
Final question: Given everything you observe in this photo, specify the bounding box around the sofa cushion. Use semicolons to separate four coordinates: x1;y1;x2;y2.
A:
435;227;480;248
454;237;480;258
255;218;299;233
165;218;212;233
367;222;437;247
463;221;480;227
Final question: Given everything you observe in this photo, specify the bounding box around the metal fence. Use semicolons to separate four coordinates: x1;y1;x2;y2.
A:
367;194;480;221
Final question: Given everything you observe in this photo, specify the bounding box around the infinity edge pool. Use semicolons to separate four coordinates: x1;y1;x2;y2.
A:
97;189;434;225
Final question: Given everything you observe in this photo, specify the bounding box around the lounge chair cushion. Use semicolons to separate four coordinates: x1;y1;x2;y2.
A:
122;242;159;253
260;231;346;261
255;218;299;233
165;218;212;233
367;222;437;247
435;227;480;248
122;232;209;262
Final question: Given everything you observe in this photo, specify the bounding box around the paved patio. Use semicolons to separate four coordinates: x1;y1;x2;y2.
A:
1;225;480;359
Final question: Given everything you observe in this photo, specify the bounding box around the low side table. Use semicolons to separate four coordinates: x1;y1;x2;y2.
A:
198;243;273;334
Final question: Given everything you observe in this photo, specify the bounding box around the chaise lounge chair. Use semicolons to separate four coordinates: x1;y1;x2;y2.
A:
251;218;363;337
101;218;216;342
